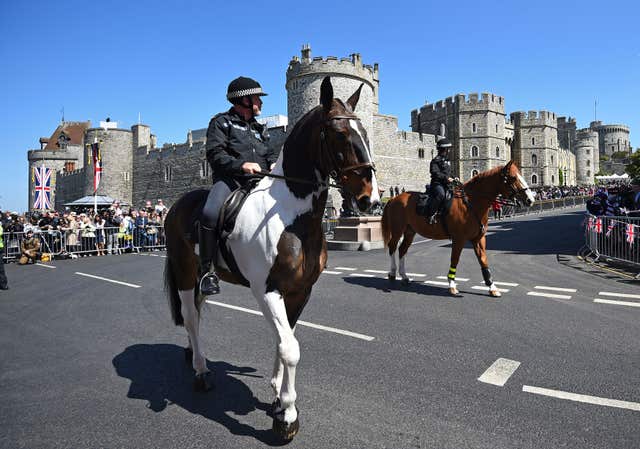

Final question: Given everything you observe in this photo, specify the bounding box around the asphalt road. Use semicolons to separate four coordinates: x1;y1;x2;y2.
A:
1;207;638;449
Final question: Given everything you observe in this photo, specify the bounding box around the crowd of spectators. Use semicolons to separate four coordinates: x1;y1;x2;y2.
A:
1;199;169;262
586;180;640;217
532;185;596;200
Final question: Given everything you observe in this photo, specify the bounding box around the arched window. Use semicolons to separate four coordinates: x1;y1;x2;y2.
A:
531;154;537;165
586;159;590;167
552;175;555;183
495;124;498;133
532;174;538;184
587;170;591;177
472;123;477;133
495;146;500;158
418;148;425;159
551;155;554;164
532;137;535;145
471;146;479;157
472;169;479;177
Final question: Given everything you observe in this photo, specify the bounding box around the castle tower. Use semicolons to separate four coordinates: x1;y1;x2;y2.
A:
411;93;508;180
590;121;631;157
84;124;134;204
286;44;379;152
557;117;577;151
574;128;599;184
511;111;559;186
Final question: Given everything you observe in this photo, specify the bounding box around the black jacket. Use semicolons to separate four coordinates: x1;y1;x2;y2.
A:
205;108;277;184
430;154;451;186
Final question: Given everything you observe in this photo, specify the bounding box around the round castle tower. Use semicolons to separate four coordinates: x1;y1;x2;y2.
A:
510;110;559;186
590;121;631;157
286;44;379;152
84;127;134;205
574;129;599;185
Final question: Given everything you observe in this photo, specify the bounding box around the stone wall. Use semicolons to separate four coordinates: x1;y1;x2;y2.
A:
84;128;133;204
55;169;86;209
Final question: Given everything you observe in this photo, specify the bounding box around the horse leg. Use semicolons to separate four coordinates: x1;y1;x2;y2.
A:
387;230;401;281
448;240;465;296
179;289;213;391
259;290;300;440
472;236;501;298
398;227;416;285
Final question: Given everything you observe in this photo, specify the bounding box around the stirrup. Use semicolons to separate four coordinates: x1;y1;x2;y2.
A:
199;271;220;296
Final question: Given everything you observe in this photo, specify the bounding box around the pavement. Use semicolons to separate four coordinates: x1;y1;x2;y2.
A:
0;207;638;449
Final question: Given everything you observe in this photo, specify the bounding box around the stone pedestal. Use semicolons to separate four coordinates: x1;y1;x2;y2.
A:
327;215;385;251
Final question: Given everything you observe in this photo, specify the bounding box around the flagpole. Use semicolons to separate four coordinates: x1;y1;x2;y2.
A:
94;136;98;215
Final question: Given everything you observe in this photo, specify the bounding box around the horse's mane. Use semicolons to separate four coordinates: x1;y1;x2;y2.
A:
462;165;505;189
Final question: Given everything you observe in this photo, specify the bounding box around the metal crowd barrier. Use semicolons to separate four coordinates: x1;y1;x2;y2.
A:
582;214;640;275
1;230;64;262
489;196;588;219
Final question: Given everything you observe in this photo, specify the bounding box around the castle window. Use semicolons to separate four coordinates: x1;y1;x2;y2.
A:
611;145;615;151
472;169;479;177
586;160;590;167
471;146;479;157
472;123;477;133
200;161;210;178
122;171;130;182
495;124;498;133
531;137;535;145
551;175;555;183
531;154;538;165
586;149;590;155
495;146;500;158
418;148;425;159
587;170;591;177
551;155;554;164
532;174;538;184
164;166;173;182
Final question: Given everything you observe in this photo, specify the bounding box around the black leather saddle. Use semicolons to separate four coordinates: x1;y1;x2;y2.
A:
416;188;454;219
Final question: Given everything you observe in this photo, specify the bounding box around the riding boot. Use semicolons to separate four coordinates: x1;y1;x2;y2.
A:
198;224;220;296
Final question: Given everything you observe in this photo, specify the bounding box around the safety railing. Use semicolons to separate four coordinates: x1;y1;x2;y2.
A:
1;230;65;262
490;196;589;219
582;214;640;275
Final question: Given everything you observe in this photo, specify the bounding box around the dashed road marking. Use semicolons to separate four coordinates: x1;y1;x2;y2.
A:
424;280;449;287
478;358;521;386
334;267;356;271
322;270;342;275
405;272;427;277
594;298;640;308
410;239;432;246
494;282;519;287
365;269;388;274
527;291;571;299
349;273;375;278
75;272;141;288
472;285;510;293
35;263;56;269
599;291;640;300
534;286;577;293
437;276;469;281
205;300;374;341
523;385;640;412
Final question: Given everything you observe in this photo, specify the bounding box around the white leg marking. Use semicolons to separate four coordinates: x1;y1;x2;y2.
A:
399;256;410;281
448;279;457;290
389;252;397;277
271;346;284;399
179;289;208;375
261;290;299;424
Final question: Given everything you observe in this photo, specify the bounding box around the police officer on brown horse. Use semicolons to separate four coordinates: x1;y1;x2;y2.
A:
199;76;277;295
426;137;455;224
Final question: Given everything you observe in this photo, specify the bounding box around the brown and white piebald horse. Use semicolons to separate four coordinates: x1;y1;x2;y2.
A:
163;77;379;440
381;161;535;297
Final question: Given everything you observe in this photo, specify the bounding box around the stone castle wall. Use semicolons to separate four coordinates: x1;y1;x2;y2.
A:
84;128;133;204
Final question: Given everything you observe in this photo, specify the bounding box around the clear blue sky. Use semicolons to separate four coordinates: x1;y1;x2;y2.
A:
1;0;638;212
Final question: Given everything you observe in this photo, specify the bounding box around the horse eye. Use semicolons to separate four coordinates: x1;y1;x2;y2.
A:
336;152;344;163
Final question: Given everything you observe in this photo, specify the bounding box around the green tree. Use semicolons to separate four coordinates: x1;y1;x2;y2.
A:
625;150;640;180
558;168;564;185
611;151;628;160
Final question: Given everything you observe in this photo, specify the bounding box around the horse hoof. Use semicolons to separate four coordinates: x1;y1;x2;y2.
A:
193;372;214;392
449;288;460;296
401;278;411;286
489;290;502;298
388;274;396;281
267;398;281;418
184;347;193;365
272;416;300;441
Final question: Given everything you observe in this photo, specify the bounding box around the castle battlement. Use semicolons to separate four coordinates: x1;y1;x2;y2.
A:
510;110;557;127
287;45;379;83
57;168;85;177
418;92;505;116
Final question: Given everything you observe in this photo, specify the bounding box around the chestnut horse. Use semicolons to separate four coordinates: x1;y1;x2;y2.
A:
381;161;535;297
163;77;379;440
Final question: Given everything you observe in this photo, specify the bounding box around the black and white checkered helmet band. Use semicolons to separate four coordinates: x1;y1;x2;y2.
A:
227;87;267;100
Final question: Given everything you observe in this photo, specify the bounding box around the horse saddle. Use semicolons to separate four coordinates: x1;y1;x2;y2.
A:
416;188;454;219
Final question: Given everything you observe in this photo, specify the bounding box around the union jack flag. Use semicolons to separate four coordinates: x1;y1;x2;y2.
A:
587;217;594;230
626;223;635;246
33;166;52;210
91;142;102;192
606;220;617;237
594;218;603;234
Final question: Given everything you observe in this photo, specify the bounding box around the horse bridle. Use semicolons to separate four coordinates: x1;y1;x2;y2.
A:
500;165;529;203
320;115;376;181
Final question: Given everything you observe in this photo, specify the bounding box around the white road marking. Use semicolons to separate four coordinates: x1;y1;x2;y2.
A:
35;263;56;269
594;298;640;308
478;358;521;386
599;291;640;300
534;286;577;293
527;291;571;299
424;280;449;287
437;276;468;281
334;267;356;271
349;273;375;278
493;282;519;287
75;272;141;288
322;270;342;275
405;272;427;277
523;385;640;412
205;300;374;341
472;286;510;293
365;269;388;274
411;239;432;245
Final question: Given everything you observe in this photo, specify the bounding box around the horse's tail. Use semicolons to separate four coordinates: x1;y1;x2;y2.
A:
381;194;410;249
164;256;184;326
381;200;392;248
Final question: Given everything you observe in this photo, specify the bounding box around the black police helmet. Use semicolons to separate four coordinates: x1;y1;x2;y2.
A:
227;77;268;104
437;137;453;152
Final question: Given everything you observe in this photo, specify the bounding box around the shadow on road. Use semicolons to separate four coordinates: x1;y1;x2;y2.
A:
343;276;489;298
112;344;289;446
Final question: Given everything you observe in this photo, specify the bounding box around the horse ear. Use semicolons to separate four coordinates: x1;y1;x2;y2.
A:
346;83;364;110
320;77;333;113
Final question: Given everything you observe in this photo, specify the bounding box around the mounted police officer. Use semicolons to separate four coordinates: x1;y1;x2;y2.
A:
426;137;455;224
199;76;277;295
